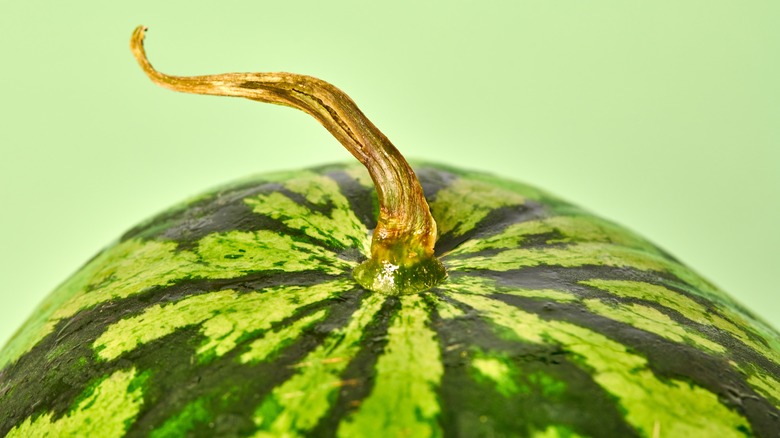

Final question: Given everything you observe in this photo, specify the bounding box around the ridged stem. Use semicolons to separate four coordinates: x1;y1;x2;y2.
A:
130;26;446;294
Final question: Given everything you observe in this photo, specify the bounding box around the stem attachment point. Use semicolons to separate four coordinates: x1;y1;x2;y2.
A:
131;25;447;294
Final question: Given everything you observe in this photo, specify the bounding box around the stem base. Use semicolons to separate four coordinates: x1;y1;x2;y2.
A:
353;256;447;295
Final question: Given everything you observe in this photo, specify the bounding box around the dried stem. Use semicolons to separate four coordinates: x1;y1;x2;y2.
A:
130;26;446;293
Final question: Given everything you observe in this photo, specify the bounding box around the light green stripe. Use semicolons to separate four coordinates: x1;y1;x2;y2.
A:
446;243;667;273
447;291;751;437
446;242;723;304
6;368;144;437
252;293;387;437
1;230;353;370
747;371;780;409
448;276;727;355
443;212;733;307
245;173;370;255
430;178;526;237
427;294;466;320
196;230;354;276
581;279;780;365
581;280;747;337
583;299;725;353
337;294;443;438
241;309;329;364
446;215;661;257
94;280;353;361
447;275;578;303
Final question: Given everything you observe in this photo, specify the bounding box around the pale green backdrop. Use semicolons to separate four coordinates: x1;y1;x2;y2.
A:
1;1;778;348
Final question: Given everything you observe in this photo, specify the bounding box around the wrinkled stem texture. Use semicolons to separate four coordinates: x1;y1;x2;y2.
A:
130;26;446;294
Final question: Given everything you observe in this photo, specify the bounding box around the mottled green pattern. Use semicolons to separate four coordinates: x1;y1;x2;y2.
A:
582;299;725;353
448;215;660;257
430;178;526;236
2;163;779;437
447;276;577;303
581;280;747;338
447;289;752;437
241;309;329;364
252;293;386;437
1;230;352;369
197;230;354;275
0;240;186;370
446;276;724;355
245;173;370;254
428;294;466;319
447;241;723;304
582;279;780;365
343;165;374;189
747;372;780;409
337;294;443;438
470;352;521;397
6;368;144;438
94;280;353;361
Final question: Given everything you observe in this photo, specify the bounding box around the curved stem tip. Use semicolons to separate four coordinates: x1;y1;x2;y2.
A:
130;26;446;294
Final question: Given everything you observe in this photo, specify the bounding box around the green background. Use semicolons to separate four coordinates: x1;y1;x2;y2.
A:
1;1;778;349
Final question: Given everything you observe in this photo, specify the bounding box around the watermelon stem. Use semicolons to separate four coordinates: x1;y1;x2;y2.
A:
130;26;446;294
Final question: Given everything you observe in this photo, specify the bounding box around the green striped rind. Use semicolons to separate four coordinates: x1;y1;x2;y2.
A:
443;283;752;437
244;172;371;254
0;228;357;370
94;279;353;362
6;368;145;437
1;163;778;437
446;226;719;302
581;279;780;365
748;372;780;408
430;178;526;237
252;292;386;436
337;294;443;437
445;276;725;354
240;309;330;364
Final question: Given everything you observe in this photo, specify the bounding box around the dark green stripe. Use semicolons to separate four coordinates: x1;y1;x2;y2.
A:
336;294;443;437
250;290;387;435
325;169;379;231
5;368;145;437
307;295;398;436
483;291;780;435
0;271;351;435
122;166;372;256
120;180;279;249
427;290;638;437
416;166;461;202
95;279;354;362
454;266;780;378
128;286;371;436
1;229;355;371
446;288;755;436
435;203;549;256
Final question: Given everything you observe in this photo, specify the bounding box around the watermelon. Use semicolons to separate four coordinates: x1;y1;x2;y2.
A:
1;26;779;437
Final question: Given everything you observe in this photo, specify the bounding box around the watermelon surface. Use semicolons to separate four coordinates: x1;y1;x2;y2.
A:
1;162;779;437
